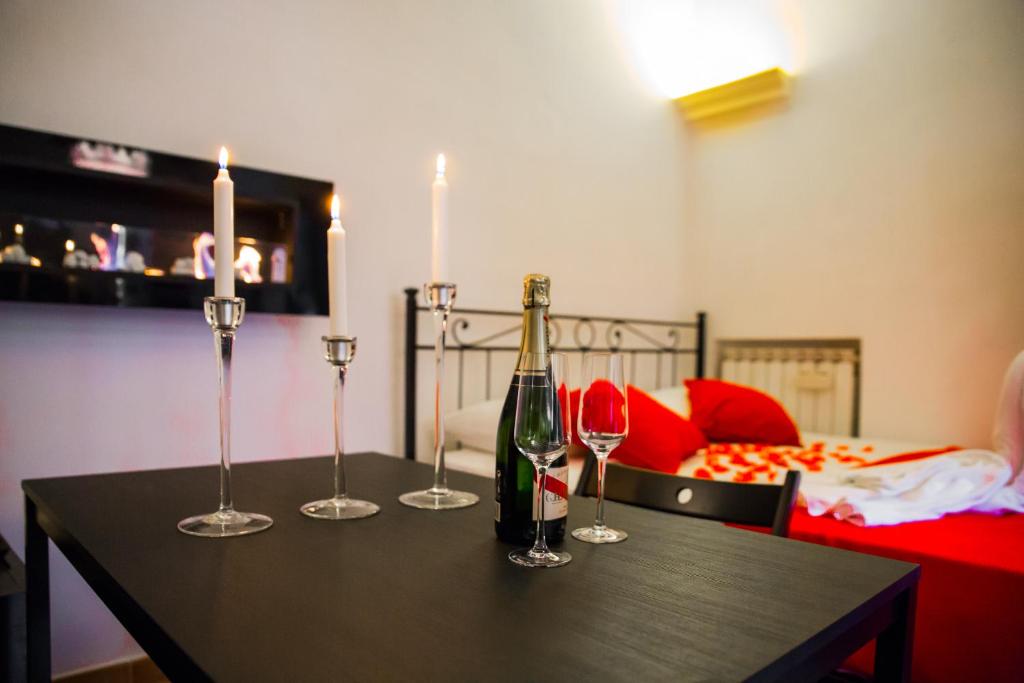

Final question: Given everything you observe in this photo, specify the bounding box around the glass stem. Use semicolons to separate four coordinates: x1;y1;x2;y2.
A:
333;365;349;501
431;306;449;494
215;328;235;514
594;452;608;529
533;464;550;555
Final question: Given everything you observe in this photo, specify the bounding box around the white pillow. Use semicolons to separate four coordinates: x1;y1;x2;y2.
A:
646;385;691;418
445;399;504;453
445;448;496;478
994;350;1024;476
446;386;689;453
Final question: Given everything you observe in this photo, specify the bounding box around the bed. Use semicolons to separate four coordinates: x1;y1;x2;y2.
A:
402;288;1023;682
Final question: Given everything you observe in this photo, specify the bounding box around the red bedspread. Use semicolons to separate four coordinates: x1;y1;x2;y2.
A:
789;509;1024;682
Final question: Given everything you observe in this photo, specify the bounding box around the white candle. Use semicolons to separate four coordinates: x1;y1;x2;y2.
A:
214;146;235;297
431;153;449;283
327;194;349;337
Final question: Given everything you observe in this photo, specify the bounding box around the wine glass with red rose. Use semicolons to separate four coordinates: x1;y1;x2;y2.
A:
572;352;629;544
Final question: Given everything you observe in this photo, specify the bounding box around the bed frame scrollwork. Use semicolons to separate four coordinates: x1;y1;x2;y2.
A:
403;287;707;460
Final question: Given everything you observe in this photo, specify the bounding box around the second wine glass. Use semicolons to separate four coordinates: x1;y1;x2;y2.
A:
572;352;629;544
509;352;572;568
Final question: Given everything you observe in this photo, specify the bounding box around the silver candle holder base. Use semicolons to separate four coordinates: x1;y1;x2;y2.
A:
398;282;479;511
300;336;380;520
178;297;274;538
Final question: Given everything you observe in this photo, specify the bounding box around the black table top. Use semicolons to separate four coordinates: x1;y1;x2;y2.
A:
24;453;918;682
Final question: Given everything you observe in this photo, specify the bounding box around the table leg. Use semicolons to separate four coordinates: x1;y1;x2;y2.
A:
24;496;50;683
874;584;917;683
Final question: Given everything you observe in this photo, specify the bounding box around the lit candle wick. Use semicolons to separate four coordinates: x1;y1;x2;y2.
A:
213;145;235;297
431;153;449;282
327;191;348;336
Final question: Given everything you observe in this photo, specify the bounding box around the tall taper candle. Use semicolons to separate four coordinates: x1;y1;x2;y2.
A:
214;146;235;297
431;153;449;283
327;194;348;336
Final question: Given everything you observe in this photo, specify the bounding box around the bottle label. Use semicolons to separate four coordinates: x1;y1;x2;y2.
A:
532;466;569;521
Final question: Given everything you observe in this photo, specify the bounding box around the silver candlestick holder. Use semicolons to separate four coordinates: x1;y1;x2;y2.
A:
398;282;479;510
178;297;274;538
300;336;380;520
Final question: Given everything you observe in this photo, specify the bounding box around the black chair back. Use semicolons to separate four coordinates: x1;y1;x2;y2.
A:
575;456;801;537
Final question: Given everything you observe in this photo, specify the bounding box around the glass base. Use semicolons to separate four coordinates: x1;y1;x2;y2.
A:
508;546;572;568
300;496;380;520
398;487;479;510
177;509;274;538
571;525;628;544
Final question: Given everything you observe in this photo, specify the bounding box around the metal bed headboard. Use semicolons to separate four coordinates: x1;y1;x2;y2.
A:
716;338;862;437
404;287;707;460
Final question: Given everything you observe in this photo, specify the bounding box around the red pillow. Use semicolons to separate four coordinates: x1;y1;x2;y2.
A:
685;379;801;446
570;384;708;474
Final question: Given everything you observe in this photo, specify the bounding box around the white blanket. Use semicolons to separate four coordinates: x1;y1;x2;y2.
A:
803;350;1024;524
802;449;1013;526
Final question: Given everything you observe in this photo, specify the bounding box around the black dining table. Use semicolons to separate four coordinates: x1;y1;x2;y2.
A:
23;453;918;682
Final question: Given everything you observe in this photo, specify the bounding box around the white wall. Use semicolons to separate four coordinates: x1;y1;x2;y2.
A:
0;0;689;673
5;0;1021;673
685;0;1024;446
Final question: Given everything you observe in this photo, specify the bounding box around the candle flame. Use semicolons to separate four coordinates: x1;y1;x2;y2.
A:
14;223;24;236
111;223;123;233
65;239;75;252
436;153;446;177
330;194;341;220
219;146;229;169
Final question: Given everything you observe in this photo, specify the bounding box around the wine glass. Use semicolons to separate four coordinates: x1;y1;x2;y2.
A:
508;352;572;568
572;352;629;544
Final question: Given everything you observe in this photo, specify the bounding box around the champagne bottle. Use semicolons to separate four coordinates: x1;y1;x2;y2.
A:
495;274;568;544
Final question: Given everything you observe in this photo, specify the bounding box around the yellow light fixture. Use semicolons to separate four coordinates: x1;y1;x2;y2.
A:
674;67;789;121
